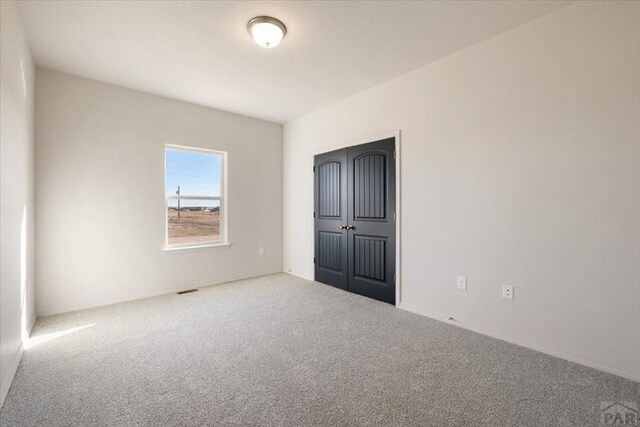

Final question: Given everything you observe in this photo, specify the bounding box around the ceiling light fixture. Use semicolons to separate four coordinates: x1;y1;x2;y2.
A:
247;16;287;49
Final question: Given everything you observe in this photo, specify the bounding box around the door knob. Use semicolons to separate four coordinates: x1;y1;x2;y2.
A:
346;225;355;230
340;225;347;230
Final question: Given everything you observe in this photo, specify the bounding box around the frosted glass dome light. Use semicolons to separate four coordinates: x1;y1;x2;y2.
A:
247;16;287;49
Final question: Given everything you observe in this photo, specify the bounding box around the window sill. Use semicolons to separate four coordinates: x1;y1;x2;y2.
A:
163;242;231;252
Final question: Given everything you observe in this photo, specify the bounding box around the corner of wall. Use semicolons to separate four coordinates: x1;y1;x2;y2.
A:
0;0;36;409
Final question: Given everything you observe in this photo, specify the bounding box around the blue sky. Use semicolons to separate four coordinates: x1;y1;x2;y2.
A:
165;148;220;208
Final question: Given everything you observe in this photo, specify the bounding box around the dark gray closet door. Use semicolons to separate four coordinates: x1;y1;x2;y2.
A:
346;138;396;304
314;138;396;304
314;148;348;290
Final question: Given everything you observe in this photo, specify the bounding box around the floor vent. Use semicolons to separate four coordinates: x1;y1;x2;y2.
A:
176;289;199;295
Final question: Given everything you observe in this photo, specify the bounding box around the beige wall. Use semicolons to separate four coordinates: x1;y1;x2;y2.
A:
0;0;36;407
35;69;283;316
283;1;640;381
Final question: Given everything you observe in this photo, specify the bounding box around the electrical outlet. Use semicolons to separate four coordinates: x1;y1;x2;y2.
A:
456;276;467;291
502;285;514;300
258;247;265;255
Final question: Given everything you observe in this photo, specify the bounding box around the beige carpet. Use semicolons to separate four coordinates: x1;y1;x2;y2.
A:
1;273;637;426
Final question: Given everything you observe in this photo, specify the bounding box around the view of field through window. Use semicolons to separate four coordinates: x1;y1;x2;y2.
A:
165;147;222;245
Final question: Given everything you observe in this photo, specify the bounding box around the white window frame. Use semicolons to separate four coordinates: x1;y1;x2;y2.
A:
164;144;229;250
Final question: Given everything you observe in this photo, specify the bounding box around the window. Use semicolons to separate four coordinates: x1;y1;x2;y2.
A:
165;145;227;248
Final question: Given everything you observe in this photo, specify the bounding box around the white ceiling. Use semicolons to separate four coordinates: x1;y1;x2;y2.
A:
16;1;572;123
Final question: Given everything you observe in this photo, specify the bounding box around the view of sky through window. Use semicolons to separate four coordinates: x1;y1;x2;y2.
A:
165;148;220;208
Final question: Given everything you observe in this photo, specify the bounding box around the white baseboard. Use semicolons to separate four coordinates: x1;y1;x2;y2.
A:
28;311;36;335
398;301;640;384
0;343;24;409
1;310;44;408
37;268;284;317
